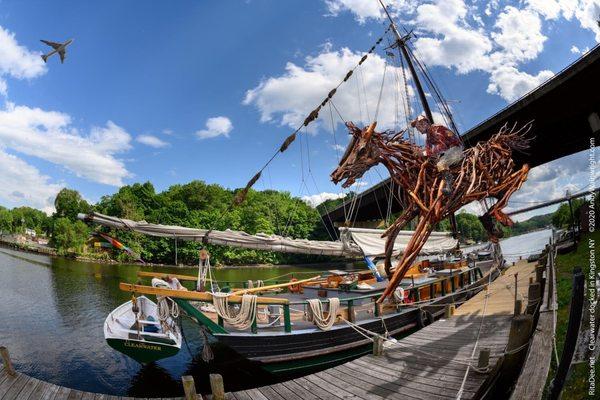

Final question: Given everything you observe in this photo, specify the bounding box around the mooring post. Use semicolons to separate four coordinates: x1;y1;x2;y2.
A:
210;373;226;400
514;299;522;316
0;346;15;376
181;375;198;400
373;335;385;356
500;314;533;381
526;282;541;315
535;265;544;283
444;303;455;319
513;273;518;305
477;347;490;371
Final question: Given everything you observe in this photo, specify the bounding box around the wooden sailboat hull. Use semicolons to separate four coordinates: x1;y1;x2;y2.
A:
211;272;486;375
214;307;419;374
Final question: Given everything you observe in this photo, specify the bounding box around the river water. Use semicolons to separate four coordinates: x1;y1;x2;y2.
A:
0;229;552;396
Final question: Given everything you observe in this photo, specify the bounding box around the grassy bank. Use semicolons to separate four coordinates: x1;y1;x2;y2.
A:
546;230;598;399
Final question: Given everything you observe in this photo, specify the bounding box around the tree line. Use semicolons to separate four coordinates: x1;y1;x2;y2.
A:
0;182;594;265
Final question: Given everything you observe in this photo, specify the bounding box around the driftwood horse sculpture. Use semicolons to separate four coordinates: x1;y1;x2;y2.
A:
331;121;532;301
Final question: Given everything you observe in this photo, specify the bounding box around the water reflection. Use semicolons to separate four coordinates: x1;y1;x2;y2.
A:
0;247;329;395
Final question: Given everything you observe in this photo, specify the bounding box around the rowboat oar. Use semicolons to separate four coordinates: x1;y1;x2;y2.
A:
231;275;321;296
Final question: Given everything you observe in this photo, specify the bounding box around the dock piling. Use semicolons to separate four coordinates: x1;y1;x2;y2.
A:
373;336;384;356
181;375;198;400
210;373;226;400
444;303;455;319
0;346;15;376
477;347;490;371
514;299;522;316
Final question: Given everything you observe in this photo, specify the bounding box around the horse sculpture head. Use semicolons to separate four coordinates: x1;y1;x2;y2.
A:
331;122;381;188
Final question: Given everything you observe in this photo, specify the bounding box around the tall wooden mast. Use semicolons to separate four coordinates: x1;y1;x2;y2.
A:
377;0;433;122
377;0;459;239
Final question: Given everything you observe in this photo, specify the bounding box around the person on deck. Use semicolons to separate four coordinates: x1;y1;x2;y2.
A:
411;115;463;195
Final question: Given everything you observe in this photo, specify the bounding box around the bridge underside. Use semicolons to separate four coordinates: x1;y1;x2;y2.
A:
324;44;600;228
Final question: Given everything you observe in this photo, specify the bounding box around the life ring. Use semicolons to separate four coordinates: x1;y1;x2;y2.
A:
289;278;303;293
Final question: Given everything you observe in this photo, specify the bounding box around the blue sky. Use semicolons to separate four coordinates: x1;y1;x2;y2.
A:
0;0;598;220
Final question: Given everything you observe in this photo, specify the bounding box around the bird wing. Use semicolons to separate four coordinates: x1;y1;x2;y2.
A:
40;40;62;49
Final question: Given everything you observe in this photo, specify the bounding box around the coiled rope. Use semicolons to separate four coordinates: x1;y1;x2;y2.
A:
306;298;341;330
212;293;258;330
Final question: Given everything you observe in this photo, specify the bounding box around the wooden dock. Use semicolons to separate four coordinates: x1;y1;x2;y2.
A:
1;260;541;400
225;259;539;400
0;360;183;400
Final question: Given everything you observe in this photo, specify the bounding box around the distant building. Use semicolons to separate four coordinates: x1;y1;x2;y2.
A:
24;228;36;238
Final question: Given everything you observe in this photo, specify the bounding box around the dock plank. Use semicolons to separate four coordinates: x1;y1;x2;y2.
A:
1;373;29;399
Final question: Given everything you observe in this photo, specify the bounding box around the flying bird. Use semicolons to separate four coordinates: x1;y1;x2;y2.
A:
40;38;73;63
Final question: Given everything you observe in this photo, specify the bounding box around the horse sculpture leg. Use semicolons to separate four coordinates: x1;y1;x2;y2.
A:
379;214;436;302
383;207;419;277
481;164;530;242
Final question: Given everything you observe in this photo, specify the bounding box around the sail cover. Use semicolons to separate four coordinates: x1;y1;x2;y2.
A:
79;212;361;257
79;212;457;258
340;227;458;258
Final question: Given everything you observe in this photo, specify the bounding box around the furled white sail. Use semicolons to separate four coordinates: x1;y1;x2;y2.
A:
339;227;458;258
79;213;458;257
79;212;361;256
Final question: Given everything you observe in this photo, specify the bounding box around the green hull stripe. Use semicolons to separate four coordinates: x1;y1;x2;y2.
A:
106;338;180;363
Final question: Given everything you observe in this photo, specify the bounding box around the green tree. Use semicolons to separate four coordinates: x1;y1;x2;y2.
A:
52;218;89;255
0;207;13;234
54;188;91;221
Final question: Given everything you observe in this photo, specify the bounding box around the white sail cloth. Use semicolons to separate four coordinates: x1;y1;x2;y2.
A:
339;227;458;258
78;212;457;258
78;212;361;256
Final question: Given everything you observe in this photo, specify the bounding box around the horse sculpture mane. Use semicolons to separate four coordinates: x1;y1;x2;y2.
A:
331;121;532;301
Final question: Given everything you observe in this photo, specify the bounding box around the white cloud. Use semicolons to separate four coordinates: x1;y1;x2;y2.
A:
302;192;346;207
196;116;233;139
331;143;345;152
244;47;414;131
324;0;416;24
0;149;61;213
319;0;600;102
571;45;581;53
136;134;169;148
413;0;493;74
526;0;600;41
487;66;553;101
492;6;547;63
350;181;369;188
0;26;46;80
526;0;564;19
0;103;132;186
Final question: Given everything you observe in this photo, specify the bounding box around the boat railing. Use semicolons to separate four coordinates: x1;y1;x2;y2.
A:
125;266;485;334
229;266;484;334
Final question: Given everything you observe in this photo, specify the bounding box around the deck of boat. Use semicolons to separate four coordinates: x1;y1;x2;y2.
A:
224;259;537;400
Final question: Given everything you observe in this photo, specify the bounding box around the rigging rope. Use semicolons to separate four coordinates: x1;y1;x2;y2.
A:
232;25;392;206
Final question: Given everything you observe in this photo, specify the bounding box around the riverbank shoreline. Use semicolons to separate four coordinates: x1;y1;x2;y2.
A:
0;239;353;271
